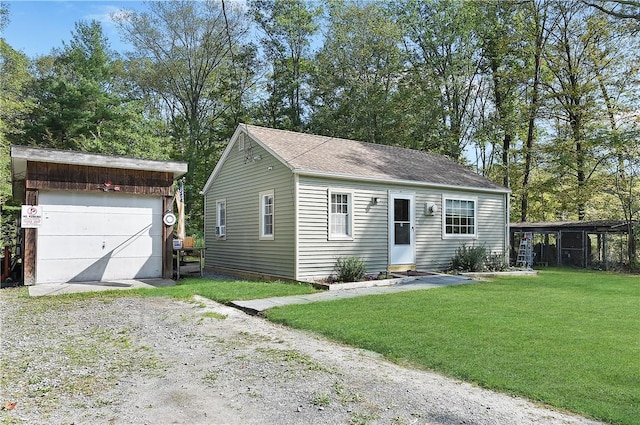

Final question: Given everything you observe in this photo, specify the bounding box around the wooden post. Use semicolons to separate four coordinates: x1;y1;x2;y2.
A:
162;195;174;280
603;233;608;271
557;231;562;266
2;246;9;282
544;233;550;265
23;190;38;285
583;231;587;268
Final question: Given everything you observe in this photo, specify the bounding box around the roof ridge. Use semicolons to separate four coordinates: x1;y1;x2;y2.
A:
243;123;446;160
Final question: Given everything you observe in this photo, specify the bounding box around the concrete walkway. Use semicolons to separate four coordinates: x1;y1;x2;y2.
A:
28;278;175;297
230;274;474;315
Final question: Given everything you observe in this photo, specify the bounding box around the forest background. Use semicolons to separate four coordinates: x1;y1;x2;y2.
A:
1;0;639;264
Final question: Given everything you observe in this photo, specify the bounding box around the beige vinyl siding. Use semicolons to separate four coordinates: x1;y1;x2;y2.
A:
297;178;507;280
414;190;507;270
297;177;388;281
203;141;295;279
476;192;509;257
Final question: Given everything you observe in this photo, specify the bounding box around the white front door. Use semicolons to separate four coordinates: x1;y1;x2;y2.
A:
36;191;162;284
389;193;415;267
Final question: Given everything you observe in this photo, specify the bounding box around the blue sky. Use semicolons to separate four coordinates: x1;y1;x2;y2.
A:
3;1;150;58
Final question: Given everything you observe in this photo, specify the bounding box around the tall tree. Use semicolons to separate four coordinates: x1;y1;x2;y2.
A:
17;21;170;159
543;2;611;220
607;130;640;266
476;1;529;189
308;0;406;144
114;0;256;230
0;2;32;206
520;0;554;222
250;0;321;130
399;0;484;160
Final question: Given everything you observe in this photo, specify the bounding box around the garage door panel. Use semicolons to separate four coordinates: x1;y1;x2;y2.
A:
36;191;163;284
40;191;163;210
38;256;162;283
42;204;160;216
103;215;162;236
106;234;162;258
38;236;107;259
38;234;161;260
41;210;160;237
39;210;104;236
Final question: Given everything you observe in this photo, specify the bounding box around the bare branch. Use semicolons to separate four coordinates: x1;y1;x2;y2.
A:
582;0;640;21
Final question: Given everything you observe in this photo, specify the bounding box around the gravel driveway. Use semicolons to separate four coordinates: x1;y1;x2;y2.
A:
0;288;603;425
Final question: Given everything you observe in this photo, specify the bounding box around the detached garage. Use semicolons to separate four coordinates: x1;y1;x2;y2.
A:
11;146;187;285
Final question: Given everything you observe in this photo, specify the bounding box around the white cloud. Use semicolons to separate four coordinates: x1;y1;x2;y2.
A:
84;5;132;27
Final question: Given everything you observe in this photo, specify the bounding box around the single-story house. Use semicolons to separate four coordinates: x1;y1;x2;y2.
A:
201;124;510;282
11;146;187;285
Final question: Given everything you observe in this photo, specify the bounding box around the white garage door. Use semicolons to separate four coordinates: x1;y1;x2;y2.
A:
37;191;163;284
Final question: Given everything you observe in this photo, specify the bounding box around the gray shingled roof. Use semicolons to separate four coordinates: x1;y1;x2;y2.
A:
244;125;506;192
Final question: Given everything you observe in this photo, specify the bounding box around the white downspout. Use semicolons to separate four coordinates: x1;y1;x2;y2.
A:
294;174;299;281
505;192;511;266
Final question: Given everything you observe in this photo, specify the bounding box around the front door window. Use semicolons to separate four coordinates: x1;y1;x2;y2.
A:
394;198;410;245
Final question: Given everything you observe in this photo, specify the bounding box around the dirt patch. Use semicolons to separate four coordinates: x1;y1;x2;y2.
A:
0;289;603;425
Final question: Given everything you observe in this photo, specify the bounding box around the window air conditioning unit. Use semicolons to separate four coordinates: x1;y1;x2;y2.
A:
215;226;225;236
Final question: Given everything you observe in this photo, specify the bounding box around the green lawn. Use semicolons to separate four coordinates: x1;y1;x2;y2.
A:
18;277;319;304
137;277;319;303
264;269;640;425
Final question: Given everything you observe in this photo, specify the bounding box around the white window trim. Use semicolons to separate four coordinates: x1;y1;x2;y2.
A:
441;195;478;239
328;189;354;241
259;189;274;240
215;199;226;239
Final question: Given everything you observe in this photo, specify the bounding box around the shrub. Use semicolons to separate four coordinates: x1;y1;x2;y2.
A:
450;244;487;272
485;252;508;271
334;256;366;282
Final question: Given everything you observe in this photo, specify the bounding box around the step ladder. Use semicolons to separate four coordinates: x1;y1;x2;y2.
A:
516;233;534;268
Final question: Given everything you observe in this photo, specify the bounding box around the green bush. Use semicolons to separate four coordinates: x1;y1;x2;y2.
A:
485;252;508;271
450;244;487;272
334;256;366;282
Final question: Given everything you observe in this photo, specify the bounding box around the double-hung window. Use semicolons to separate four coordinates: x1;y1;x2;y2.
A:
216;200;226;238
329;190;353;240
443;197;477;238
259;190;274;240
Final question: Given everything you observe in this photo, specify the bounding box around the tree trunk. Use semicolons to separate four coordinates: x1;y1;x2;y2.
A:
521;3;547;222
522;53;542;221
628;221;636;267
502;134;511;188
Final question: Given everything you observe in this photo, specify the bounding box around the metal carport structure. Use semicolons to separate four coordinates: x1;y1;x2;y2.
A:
510;220;635;269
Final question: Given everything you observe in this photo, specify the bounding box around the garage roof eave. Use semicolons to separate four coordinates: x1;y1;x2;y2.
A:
10;146;188;179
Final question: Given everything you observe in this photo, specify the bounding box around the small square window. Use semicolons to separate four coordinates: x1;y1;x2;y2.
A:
443;197;477;238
